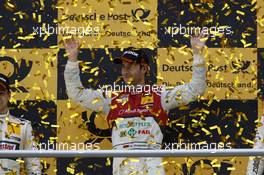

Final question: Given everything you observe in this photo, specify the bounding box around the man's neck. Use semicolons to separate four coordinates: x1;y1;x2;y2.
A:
132;79;145;86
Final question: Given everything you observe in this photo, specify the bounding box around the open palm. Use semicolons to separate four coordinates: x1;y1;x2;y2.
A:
190;32;208;54
63;38;79;61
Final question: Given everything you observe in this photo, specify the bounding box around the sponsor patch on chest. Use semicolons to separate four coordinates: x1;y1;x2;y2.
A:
0;142;18;150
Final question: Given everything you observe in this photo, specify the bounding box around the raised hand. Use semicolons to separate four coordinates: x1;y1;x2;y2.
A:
63;37;80;62
190;31;208;55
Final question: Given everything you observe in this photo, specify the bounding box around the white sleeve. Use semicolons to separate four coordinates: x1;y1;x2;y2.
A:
64;61;110;115
23;122;41;175
246;116;264;175
161;54;206;112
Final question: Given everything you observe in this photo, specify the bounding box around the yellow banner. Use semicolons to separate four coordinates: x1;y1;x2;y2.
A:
57;100;112;150
57;0;157;48
0;49;57;101
157;48;257;100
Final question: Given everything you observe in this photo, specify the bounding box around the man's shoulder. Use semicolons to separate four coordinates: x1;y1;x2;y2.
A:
8;114;31;125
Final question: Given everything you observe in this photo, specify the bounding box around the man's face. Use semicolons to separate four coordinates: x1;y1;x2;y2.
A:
121;60;147;85
0;84;10;112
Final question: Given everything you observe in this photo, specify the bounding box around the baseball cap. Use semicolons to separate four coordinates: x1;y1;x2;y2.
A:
0;74;10;92
113;48;149;65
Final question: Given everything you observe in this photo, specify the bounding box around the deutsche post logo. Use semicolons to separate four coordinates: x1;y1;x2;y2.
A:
131;8;150;22
0;56;32;93
230;60;251;74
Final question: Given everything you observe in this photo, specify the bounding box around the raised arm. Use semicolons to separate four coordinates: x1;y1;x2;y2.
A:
161;32;207;112
63;38;110;114
246;116;264;175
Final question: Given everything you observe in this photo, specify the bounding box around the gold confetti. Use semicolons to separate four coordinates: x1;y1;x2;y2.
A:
227;167;236;171
202;128;211;135
92;98;100;104
236;10;245;16
41;121;50;125
13;43;21;48
40;0;45;10
16;159;25;164
237;128;244;136
51;125;59;128
6;2;15;9
38;14;42;23
66;167;75;174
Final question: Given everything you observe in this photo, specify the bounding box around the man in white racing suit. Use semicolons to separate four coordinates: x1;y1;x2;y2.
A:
0;73;41;175
247;116;264;175
63;33;207;175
